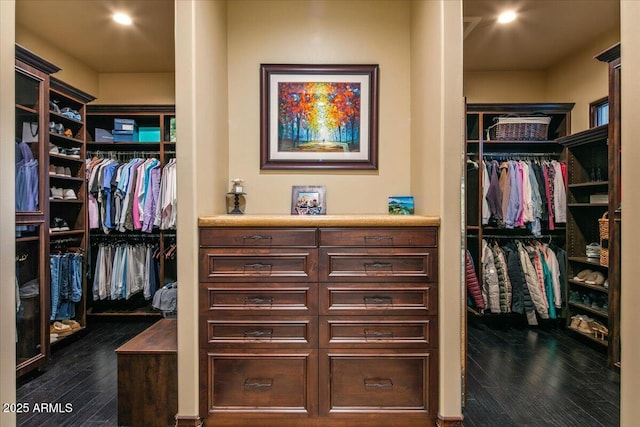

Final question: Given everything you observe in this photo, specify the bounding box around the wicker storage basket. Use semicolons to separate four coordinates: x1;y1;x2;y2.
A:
486;115;552;141
598;212;609;240
600;240;609;267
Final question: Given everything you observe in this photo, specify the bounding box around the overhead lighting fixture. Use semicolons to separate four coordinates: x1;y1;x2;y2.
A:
113;12;132;26
497;10;517;24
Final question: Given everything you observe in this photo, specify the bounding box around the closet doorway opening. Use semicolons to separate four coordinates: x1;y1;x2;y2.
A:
462;0;621;425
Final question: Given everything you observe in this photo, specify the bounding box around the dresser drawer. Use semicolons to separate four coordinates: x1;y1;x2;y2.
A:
203;317;318;348
200;228;317;248
200;249;318;282
319;283;436;316
320;227;437;247
206;350;318;415
201;283;317;316
319;349;436;415
319;316;436;348
319;248;436;282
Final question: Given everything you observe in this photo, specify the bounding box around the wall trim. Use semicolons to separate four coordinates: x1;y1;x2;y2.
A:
436;414;464;427
175;415;203;427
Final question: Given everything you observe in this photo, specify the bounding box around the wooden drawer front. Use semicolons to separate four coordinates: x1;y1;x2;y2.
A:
320;283;436;315
320;227;437;247
201;284;317;316
319;349;436;415
205;318;318;348
207;350;318;415
319;248;436;282
319;317;436;348
200;249;318;282
200;228;317;248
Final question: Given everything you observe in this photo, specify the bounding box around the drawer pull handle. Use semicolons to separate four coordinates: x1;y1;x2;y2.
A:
364;235;393;243
363;296;393;305
367;262;393;268
244;378;273;389
244;296;274;305
243;235;273;241
244;329;273;338
243;263;273;275
364;378;393;389
364;330;393;339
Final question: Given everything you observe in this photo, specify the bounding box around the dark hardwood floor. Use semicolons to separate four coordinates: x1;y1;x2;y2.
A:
16;318;158;427
464;316;620;427
15;316;620;427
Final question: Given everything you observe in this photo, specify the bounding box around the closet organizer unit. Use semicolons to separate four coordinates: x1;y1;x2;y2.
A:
465;103;574;324
85;105;176;316
15;45;95;375
557;43;621;368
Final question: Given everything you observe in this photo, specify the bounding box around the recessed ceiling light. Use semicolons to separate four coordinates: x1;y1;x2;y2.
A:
497;10;517;24
113;12;132;26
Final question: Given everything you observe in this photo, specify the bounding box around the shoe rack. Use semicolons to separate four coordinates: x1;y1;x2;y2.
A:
14;44;95;377
47;76;95;341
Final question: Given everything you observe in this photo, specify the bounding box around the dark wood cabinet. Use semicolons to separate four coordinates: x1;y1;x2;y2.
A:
199;216;439;426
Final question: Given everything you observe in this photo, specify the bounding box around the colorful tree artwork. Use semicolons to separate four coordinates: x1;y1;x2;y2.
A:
277;82;361;153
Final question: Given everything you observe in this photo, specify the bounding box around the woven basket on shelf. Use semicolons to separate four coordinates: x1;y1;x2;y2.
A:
486;115;551;141
598;212;609;240
600;243;609;267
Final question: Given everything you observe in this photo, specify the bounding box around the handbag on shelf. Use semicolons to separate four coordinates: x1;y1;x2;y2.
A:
21;122;39;143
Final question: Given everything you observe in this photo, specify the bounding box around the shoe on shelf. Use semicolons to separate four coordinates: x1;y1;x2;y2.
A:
63;189;77;200
64;128;73;138
67;147;81;159
586;242;601;258
50;321;72;336
585;271;606;286
50;217;70;233
61;319;81;330
49;143;59;155
573;269;592;282
49;164;57;175
54;123;65;134
64;167;72;177
49;100;61;114
50;187;63;200
55;166;66;176
60;107;81;121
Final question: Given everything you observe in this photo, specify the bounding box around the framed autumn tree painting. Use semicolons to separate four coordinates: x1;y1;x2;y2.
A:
260;64;379;170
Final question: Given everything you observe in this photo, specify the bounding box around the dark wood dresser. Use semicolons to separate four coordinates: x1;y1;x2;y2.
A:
199;215;439;426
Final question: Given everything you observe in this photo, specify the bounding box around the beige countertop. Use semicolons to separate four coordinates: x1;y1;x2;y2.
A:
198;214;440;227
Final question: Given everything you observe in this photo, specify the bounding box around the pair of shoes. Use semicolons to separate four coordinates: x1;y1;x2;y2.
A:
586;242;601;258
569;314;594;334
49;217;70;232
65;147;80;158
573;269;592;282
64;128;73;138
591;322;609;340
585;271;606;286
50;321;72;336
51;187;77;200
49;100;61;114
61;319;81;331
49;121;64;135
50;166;72;177
49;143;59;155
50;144;80;159
61;107;81;121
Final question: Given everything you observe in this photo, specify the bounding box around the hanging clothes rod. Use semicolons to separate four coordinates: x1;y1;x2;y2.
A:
482;152;561;157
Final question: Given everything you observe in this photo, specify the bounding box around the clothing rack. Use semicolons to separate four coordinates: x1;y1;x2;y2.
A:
87;150;161;161
482;151;561;158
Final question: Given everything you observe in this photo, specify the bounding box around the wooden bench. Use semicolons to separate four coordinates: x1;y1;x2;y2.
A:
116;318;177;427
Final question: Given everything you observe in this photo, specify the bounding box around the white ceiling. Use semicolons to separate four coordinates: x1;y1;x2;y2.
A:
16;0;620;74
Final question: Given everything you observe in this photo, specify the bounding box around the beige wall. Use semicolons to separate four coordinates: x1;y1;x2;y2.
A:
464;29;620;133
620;2;640;424
464;70;547;104
16;27;176;105
16;25;99;97
0;2;16;426
95;72;175;105
547;29;619;132
227;0;411;215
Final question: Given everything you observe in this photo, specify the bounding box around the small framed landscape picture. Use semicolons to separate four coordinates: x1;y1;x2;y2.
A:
291;185;326;215
388;196;414;215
